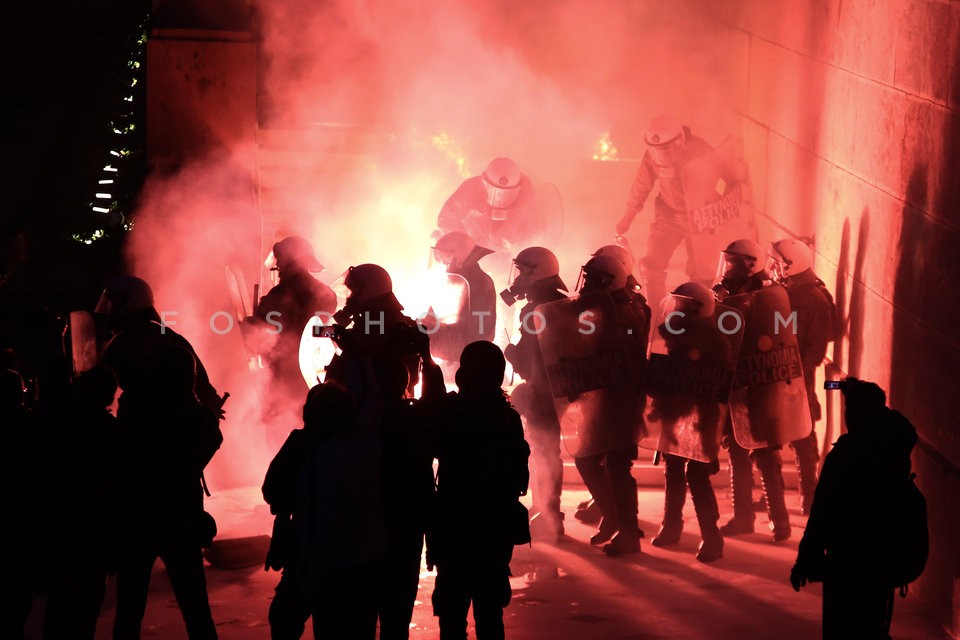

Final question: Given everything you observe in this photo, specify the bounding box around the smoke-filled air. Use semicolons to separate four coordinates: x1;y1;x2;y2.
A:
128;0;742;489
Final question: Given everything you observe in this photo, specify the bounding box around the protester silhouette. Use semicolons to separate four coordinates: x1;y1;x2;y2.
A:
42;365;120;639
375;332;445;639
263;343;385;640
0;367;37;640
429;341;530;640
111;344;221;639
791;378;923;639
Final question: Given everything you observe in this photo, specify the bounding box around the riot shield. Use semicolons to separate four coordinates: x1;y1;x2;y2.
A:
69;311;98;375
423;273;472;363
682;135;756;282
531;181;564;248
725;284;813;448
224;264;251;322
647;306;743;462
536;291;645;458
298;315;338;389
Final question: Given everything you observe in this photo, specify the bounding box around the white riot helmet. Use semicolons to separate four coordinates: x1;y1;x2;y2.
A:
592;244;635;277
644;115;685;168
579;254;628;294
500;246;564;306
268;236;324;273
432;231;493;270
481;157;522;212
717;238;765;285
768;238;813;282
662;281;716;321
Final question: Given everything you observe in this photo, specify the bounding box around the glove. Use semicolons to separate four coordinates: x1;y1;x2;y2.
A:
789;564;807;592
615;216;632;236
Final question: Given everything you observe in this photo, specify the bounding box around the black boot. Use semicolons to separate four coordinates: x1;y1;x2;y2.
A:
688;460;723;562
575;499;603;525
792;433;819;515
590;517;617;545
652;455;686;547
756;449;791;541
721;441;755;536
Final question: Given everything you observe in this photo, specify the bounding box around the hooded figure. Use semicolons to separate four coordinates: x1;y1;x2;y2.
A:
429;341;530;640
792;379;920;639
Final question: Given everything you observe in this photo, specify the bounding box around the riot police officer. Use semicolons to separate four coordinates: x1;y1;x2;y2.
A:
243;236;337;443
437;157;541;257
573;243;644;527
326;263;422;396
714;240;804;542
502;247;567;542
572;254;650;556
614;115;751;325
769;238;839;514
649;282;729;562
430;231;498;361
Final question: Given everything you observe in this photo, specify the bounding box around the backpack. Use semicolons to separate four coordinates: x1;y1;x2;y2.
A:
815;278;843;342
885;473;929;591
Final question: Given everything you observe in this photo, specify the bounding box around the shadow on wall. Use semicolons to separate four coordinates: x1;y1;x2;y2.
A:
831;218;850;376
845;209;869;378
890;172;960;631
830;210;869;380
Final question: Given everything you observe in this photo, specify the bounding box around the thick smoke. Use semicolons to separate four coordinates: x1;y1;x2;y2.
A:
128;0;742;489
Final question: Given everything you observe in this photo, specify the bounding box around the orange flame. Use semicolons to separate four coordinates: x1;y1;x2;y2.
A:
592;131;619;161
431;132;472;178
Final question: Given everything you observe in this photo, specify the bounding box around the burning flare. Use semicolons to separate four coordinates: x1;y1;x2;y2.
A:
592;131;619;161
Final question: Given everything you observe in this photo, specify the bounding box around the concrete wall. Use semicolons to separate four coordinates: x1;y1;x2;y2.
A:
146;29;257;175
704;0;960;634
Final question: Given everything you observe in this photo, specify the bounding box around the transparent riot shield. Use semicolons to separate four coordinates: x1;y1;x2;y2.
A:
69;311;98;375
725;284;813;448
682;135;756;282
424;273;471;363
647;305;744;462
536;291;645;458
531;181;564;248
224;264;251;322
299;315;338;389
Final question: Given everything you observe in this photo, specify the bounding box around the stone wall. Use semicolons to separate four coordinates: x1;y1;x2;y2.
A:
705;1;960;633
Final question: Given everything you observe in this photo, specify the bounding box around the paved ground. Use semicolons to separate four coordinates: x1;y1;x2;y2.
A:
24;485;949;639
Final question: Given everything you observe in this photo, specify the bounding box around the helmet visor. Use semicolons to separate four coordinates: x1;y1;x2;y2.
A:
765;255;787;283
483;180;521;210
716;252;756;284
648;139;684;168
659;293;707;325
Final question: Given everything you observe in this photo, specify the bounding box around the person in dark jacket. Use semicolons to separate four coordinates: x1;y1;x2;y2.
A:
97;276;222;414
111;344;221;640
791;379;918;639
429;341;530;640
0;367;36;640
375;332;445;639
263;354;385;640
502;247;567;542
42;365;120;640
